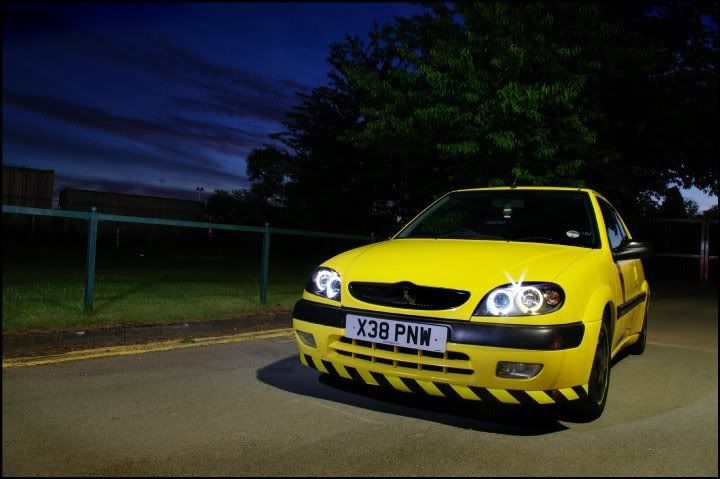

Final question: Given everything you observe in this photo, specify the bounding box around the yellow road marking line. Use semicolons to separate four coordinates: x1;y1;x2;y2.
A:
3;328;294;368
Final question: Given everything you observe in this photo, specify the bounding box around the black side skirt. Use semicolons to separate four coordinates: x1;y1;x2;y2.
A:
616;292;647;319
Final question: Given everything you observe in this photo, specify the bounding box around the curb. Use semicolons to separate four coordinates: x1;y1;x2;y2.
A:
3;328;295;368
2;312;292;358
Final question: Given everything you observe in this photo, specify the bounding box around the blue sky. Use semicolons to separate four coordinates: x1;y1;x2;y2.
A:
2;2;422;200
2;2;716;210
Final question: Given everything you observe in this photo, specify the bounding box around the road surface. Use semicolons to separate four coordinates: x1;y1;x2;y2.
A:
3;292;717;476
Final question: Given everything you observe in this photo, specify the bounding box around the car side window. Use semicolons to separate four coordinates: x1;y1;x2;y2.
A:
598;199;627;250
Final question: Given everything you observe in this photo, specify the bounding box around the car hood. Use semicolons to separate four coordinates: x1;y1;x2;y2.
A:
339;238;592;318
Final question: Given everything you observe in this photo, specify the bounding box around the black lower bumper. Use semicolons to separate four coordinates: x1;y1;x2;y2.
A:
292;299;584;351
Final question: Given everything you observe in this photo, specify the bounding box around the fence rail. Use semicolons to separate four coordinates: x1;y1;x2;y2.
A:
631;216;717;282
2;205;373;311
3;205;717;312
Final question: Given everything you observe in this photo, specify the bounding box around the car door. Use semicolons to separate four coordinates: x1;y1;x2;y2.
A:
597;198;640;344
610;204;646;337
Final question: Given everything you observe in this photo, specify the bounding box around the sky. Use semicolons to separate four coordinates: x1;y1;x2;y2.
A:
2;2;422;201
2;2;717;210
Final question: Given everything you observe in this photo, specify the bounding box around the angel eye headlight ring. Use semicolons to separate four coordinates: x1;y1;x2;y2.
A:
306;267;342;301
474;282;564;317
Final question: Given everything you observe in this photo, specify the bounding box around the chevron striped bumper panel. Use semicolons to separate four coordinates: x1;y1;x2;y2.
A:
301;353;589;405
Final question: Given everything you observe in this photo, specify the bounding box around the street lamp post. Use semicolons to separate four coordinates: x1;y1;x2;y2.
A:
196;186;204;202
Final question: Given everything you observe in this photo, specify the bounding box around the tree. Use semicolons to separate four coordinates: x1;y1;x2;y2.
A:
657;186;700;218
262;37;404;234
204;189;270;226
245;2;718;234
246;145;291;206
348;3;609;188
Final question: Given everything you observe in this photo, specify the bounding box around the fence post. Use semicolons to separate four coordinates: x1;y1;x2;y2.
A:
700;216;709;282
84;207;98;313
259;222;270;304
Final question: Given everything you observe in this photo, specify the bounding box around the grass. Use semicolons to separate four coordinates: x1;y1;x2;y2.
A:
2;247;319;331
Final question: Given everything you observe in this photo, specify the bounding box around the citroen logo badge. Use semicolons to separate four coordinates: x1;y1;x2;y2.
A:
403;288;416;305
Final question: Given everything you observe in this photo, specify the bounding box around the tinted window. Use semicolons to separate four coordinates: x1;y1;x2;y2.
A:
398;190;600;248
598;199;627;249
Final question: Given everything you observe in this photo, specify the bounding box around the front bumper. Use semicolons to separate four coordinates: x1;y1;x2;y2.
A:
293;300;599;405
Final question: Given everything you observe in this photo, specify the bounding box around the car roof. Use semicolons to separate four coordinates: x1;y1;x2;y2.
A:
451;186;601;196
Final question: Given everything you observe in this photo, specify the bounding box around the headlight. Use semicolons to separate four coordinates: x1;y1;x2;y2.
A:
474;282;564;316
306;267;342;301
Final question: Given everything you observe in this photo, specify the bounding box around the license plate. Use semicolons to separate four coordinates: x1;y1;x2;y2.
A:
345;314;448;353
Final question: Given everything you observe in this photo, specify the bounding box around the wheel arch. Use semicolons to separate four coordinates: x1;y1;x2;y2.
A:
582;285;615;345
602;302;614;346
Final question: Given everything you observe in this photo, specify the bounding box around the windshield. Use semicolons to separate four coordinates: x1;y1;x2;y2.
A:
397;190;600;248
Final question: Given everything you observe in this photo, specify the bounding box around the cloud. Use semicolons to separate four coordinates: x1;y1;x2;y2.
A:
83;34;312;122
53;173;212;201
3;123;250;188
3;30;306;198
3;93;270;160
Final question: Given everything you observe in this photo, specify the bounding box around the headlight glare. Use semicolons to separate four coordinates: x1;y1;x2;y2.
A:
487;289;514;316
306;267;342;300
517;286;543;313
474;282;564;317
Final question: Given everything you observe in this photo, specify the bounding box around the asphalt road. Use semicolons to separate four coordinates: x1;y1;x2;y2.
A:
3;292;717;476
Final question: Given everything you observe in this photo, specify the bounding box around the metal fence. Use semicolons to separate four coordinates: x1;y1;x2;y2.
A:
632;217;718;283
2;205;373;312
3;205;717;314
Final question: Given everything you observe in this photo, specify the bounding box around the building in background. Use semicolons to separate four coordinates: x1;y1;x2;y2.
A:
58;188;205;250
58;188;203;220
2;166;55;208
2;166;56;235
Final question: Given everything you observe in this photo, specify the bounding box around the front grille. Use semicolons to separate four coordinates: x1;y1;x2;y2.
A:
330;336;474;375
348;281;470;310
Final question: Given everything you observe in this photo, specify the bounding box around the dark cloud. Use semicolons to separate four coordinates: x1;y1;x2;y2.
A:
2;12;314;199
96;35;309;98
53;173;210;201
3;124;249;187
4;93;267;160
83;34;312;122
171;95;292;125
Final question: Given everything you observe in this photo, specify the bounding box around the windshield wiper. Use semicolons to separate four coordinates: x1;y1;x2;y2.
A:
438;229;506;240
514;236;556;244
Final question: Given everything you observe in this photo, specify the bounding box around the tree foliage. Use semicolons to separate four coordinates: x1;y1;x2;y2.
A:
222;1;718;233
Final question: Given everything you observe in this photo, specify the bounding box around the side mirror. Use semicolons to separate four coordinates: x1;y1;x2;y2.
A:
613;240;652;261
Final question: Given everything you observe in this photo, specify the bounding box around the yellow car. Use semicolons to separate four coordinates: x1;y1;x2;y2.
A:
293;187;651;420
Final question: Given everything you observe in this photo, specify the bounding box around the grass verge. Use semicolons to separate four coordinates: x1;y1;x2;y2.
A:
3;250;311;331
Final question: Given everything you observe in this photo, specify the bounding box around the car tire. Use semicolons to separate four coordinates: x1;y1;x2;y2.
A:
569;320;611;421
627;303;648;355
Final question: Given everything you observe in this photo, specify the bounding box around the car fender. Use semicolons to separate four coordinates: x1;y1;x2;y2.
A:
582;285;615;325
301;242;380;306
